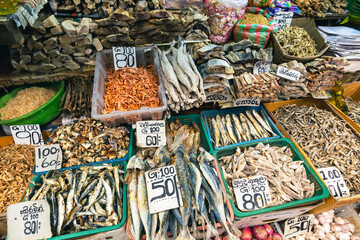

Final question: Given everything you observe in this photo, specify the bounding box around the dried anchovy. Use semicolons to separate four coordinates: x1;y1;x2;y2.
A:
347;98;360;125
274;104;360;195
0;143;35;213
274;26;317;57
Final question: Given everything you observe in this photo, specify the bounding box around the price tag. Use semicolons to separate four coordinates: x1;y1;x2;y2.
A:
233;175;272;211
136;120;166;148
318;167;350;199
253;61;272;74
205;93;233;103
7;200;52;240
310;91;331;99
145;165;183;214
112;46;137;70
233;98;260;107
276;66;301;82
10;125;44;146
274;11;293;31
108;138;118;151
35;144;62;173
284;215;314;238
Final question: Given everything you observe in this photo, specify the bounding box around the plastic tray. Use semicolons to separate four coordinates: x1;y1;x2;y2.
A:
212;138;329;221
91;47;167;125
27;161;127;240
201;106;282;151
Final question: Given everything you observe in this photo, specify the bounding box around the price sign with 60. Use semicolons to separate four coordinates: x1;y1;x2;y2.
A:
10;125;44;146
7;200;52;240
318;167;350;199
233;175;272;211
35;144;63;173
136;120;166;148
145;165;183;214
284;215;314;238
112;46;137;70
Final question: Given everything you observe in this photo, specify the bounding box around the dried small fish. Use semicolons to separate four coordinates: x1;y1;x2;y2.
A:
347;99;360;125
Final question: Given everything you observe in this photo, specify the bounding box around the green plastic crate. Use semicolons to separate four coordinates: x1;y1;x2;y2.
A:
212;138;329;220
26;161;127;240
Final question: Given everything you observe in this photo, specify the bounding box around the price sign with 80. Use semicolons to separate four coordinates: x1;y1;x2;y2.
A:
112;46;137;70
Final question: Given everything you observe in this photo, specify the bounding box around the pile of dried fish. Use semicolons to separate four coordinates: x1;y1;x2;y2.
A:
207;110;277;148
48;118;130;167
157;40;206;113
218;143;315;207
274;27;317;57
274;104;360;195
270;61;309;99
292;0;347;17
24;165;125;236
306;56;349;92
347;99;360;125
0;143;35;213
233;72;280;102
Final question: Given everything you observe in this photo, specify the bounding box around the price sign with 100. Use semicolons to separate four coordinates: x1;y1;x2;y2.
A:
284;214;315;238
145;165;183;214
136;120;166;148
112;46;137;70
7;200;52;240
35;144;63;173
274;11;293;30
10;124;44;146
233;175;272;211
318;167;350;199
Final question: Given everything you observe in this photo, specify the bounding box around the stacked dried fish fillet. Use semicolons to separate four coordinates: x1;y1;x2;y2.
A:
270;60;309;99
274;104;360;195
347;99;360;125
233;72;280;102
306;57;349;92
218;143;315;207
157;40;205;113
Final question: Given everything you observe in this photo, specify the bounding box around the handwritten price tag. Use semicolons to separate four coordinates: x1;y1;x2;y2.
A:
284;215;314;238
112;46;137;70
10;125;44;146
205;93;233;103
253;61;272;75
274;11;293;31
233;175;272;211
145;165;183;214
35;144;62;173
318;167;350;199
233;98;261;107
276;66;301;82
7;200;52;240
136;120;166;148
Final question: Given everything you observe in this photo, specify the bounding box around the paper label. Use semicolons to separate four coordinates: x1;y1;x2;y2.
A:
274;11;293;31
7;200;52;240
10;125;44;146
112;46;137;70
253;61;272;74
310;91;331;99
284;215;315;238
145;165;183;214
318;167;350;199
35;144;62;173
205;93;233;103
136;120;166;148
233;175;272;211
276;66;301;82
233;98;260;107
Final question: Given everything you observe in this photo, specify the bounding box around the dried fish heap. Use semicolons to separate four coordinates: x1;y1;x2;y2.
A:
274;104;360;195
347;99;360;125
24;165;125;236
218;143;315;207
270;60;309;99
292;0;347;17
48;118;130;167
306;56;349;92
157;41;206;113
233;72;280;102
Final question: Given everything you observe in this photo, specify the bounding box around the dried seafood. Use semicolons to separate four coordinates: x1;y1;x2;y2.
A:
292;0;347;17
274;104;360;195
0;143;35;213
218;143;315;207
240;13;270;25
347;99;360;125
48;118;130;167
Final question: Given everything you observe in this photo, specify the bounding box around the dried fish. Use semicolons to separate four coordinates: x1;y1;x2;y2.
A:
347;99;360;125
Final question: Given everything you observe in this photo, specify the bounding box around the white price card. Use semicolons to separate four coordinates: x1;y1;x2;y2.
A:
318;167;350;199
253;61;272;75
145;165;183;214
274;11;293;31
112;46;137;70
10;125;44;146
206;93;233;103
136;120;166;148
284;215;315;238
233;175;272;211
276;66;301;82
35;144;62;173
233;98;260;107
7;200;52;240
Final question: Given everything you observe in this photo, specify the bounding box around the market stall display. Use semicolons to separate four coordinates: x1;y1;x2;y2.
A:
216;223;283;239
292;0;347;17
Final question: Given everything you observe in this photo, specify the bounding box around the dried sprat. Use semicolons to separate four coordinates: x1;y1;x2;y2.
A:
347;99;360;125
240;13;269;26
274;104;360;195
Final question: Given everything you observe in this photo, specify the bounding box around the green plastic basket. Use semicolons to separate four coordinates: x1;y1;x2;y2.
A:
0;81;65;126
212;138;329;221
26;161;127;240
